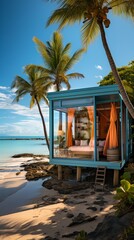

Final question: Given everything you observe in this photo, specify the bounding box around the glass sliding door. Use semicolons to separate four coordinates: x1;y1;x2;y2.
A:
53;104;95;160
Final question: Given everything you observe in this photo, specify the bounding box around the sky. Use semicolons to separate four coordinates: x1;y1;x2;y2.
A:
0;0;134;136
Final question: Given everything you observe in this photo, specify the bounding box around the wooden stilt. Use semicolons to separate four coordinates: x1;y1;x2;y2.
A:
113;170;119;186
77;167;81;181
58;165;62;180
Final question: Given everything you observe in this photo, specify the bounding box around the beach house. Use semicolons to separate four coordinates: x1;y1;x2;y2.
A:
47;85;133;185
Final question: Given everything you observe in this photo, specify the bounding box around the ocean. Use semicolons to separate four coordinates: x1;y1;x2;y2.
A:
0;136;49;176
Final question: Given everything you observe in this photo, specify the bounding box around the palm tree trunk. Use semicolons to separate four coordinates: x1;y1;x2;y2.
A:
97;20;134;119
35;96;50;151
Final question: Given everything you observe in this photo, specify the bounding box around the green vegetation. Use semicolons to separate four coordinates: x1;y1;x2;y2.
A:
122;163;134;183
114;163;134;238
12;31;84;146
115;179;134;216
115;164;134;217
47;0;134;118
75;230;87;240
11;65;51;150
99;61;134;104
118;218;134;240
33;31;84;92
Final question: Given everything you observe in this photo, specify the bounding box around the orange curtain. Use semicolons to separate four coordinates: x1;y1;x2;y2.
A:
87;106;94;147
103;103;118;155
67;108;75;147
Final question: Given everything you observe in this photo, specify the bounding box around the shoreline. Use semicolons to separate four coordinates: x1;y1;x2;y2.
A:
0;155;49;203
0;155;120;240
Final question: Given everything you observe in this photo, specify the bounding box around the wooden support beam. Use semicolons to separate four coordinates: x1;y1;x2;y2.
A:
113;170;119;186
58;165;62;180
77;167;81;181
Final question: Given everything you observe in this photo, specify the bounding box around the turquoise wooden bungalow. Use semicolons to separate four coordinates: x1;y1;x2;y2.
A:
47;85;133;185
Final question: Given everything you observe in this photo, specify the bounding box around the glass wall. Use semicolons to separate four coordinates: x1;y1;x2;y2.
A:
53;104;95;160
96;102;120;161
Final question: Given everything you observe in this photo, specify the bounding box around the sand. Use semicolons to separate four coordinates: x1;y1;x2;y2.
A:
0;157;117;240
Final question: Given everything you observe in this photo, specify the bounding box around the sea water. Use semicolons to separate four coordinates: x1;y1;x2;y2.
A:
0;136;49;175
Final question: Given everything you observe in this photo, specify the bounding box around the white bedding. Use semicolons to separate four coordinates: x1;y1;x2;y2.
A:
68;146;103;152
68;145;103;160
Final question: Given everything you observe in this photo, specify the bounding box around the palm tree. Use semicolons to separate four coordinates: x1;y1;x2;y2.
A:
11;65;52;150
33;31;84;92
33;31;85;131
47;0;134;118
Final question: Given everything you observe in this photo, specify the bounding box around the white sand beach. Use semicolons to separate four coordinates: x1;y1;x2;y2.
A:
0;157;117;240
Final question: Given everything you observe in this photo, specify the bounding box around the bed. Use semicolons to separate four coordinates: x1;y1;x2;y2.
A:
68;145;104;159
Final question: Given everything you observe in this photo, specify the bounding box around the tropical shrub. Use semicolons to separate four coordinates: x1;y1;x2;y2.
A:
118;218;134;240
75;230;87;240
122;163;134;183
114;179;134;216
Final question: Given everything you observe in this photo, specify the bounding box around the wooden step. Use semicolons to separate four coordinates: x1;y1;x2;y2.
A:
95;166;106;190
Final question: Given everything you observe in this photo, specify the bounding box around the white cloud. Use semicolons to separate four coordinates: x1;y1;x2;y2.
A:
10;88;17;93
0;86;9;90
0;118;49;136
0;92;11;100
95;75;103;80
0;101;49;119
0;87;49;119
48;85;67;93
96;65;103;70
0;86;50;136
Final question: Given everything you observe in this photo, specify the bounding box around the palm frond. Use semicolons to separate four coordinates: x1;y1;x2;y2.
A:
109;0;134;19
25;64;47;75
11;76;31;89
66;73;85;79
33;37;52;68
62;43;71;55
81;17;99;47
42;96;49;106
63;81;71;90
34;80;53;93
47;4;84;29
56;57;69;73
30;96;36;108
64;48;85;72
12;90;30;103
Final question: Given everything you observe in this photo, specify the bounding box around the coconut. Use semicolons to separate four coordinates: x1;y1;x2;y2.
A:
104;19;110;28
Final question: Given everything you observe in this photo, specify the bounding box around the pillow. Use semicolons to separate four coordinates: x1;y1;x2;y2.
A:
99;140;105;147
80;140;88;146
75;140;80;146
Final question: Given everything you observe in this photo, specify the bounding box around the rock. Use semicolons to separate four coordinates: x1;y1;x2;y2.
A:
40;196;64;206
12;153;49;158
96;196;105;200
74;193;89;199
64;198;87;205
44;237;58;240
87;212;134;240
62;231;81;238
87;206;97;211
42;179;92;194
12;153;34;158
66;212;74;218
93;200;108;206
21;161;56;181
68;213;97;227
